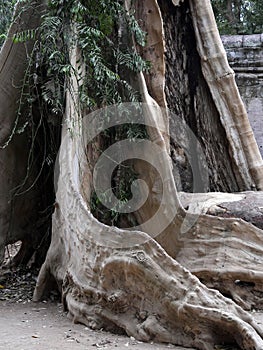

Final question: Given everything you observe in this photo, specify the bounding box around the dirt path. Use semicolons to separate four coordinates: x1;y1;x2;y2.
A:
0;265;185;350
2;296;263;350
0;300;186;350
1;267;263;350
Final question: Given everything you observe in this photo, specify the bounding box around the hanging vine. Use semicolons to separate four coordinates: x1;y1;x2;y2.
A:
1;0;150;232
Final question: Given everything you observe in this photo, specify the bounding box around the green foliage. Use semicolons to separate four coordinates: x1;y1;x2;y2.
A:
13;28;37;43
89;121;148;227
35;0;149;111
0;0;148;125
127;11;147;46
212;0;263;34
0;0;16;46
7;0;149;118
0;0;149;228
90;159;139;227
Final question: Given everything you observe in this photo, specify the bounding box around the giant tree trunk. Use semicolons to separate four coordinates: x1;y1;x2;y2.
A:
33;76;263;349
33;2;263;349
1;0;263;349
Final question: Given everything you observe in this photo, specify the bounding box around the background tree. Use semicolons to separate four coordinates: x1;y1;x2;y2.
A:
211;0;263;34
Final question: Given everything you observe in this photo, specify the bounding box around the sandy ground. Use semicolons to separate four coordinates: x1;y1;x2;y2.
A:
0;250;186;350
1;262;263;350
2;296;263;350
0;300;188;350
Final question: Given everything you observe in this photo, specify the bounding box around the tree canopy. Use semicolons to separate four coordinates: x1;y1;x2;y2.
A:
1;1;262;49
0;0;16;46
211;0;263;34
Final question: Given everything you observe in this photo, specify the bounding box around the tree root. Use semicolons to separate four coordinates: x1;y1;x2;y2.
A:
175;212;263;311
33;111;263;348
34;210;263;349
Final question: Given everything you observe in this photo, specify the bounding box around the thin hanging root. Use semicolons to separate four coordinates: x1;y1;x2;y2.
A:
0;0;46;144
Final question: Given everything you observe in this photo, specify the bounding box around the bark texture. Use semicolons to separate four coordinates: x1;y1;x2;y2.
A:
180;191;263;230
158;0;239;192
178;191;263;311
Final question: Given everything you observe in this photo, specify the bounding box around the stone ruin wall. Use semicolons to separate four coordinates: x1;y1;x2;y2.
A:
222;34;263;157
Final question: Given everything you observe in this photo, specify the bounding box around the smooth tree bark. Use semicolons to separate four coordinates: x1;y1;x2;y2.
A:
1;0;263;349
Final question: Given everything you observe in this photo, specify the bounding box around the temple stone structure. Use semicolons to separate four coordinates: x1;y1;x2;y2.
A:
222;34;263;157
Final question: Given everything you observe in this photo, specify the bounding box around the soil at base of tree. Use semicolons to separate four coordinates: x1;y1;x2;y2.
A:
1;262;263;350
0;266;180;350
0;300;185;350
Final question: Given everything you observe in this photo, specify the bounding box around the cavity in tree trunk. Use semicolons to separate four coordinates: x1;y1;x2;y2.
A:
1;0;263;349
